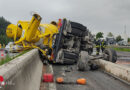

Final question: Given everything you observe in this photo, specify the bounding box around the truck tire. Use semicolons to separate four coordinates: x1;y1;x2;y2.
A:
111;49;117;63
70;21;86;31
71;28;84;37
77;51;90;71
63;51;79;63
103;49;117;63
70;22;87;37
77;60;86;71
63;59;76;65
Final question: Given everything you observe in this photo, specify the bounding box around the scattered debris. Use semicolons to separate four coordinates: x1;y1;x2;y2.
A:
61;72;66;76
90;64;99;71
43;73;53;82
76;78;86;85
56;77;86;85
56;77;64;83
65;66;73;72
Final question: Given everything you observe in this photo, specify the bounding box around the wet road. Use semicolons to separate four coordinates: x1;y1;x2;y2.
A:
53;65;130;90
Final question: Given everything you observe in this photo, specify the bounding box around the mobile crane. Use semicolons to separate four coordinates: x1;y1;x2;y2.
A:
6;14;116;67
6;14;93;64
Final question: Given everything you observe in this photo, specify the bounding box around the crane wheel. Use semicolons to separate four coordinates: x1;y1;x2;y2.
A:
103;49;117;63
77;60;86;71
70;21;86;31
77;51;90;71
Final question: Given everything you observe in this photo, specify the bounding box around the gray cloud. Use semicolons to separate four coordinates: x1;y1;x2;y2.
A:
0;0;130;38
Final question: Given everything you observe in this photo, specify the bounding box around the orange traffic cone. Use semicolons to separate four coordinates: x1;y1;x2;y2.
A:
56;77;86;85
56;77;64;84
76;78;86;85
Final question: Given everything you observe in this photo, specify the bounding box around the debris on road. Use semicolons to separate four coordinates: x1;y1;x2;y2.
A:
43;73;54;82
76;78;86;85
56;77;64;83
56;77;86;85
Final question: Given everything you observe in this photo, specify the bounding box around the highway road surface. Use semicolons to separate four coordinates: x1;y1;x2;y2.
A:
52;50;130;90
53;64;130;90
116;51;130;67
92;48;130;67
40;50;130;90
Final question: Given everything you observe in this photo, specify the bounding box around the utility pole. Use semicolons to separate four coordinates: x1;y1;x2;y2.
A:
124;25;128;42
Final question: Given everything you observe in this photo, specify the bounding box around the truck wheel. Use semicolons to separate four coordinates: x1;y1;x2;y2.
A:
77;60;86;71
70;22;87;37
77;51;90;71
62;51;79;65
111;49;117;63
103;49;117;63
70;21;86;31
63;59;75;65
71;28;84;37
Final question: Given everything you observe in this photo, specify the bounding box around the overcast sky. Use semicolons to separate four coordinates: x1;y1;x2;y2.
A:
0;0;130;38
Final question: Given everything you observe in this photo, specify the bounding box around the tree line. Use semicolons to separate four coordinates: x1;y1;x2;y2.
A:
0;17;12;45
96;32;130;42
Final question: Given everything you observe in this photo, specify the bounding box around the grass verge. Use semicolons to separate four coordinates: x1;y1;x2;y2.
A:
108;47;130;52
0;50;30;65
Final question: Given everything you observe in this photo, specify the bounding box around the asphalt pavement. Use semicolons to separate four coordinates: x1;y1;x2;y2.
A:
52;50;130;90
53;65;130;90
92;48;130;67
116;51;130;67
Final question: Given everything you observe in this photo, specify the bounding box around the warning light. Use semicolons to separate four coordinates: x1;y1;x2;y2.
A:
0;76;4;82
58;19;62;29
1;54;4;57
0;75;5;87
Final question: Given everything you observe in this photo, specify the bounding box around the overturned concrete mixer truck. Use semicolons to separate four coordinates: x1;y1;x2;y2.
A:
6;14;117;67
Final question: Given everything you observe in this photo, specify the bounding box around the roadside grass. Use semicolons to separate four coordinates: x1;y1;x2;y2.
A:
107;47;130;52
0;50;30;65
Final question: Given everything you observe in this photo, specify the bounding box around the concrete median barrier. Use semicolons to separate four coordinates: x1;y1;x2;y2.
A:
0;49;43;90
95;59;130;83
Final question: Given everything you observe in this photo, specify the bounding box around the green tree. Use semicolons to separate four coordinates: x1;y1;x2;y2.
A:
0;17;12;45
107;32;113;37
128;38;130;42
116;35;123;42
96;32;104;39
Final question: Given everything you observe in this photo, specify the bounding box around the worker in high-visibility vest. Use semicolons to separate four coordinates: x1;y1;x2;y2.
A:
3;44;5;48
101;39;106;52
0;44;1;48
95;39;101;55
57;19;62;29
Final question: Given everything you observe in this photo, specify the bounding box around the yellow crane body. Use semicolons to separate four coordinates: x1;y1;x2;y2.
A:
6;14;58;59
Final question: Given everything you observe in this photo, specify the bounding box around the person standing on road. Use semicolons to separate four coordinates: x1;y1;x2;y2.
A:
101;39;106;52
95;39;101;55
0;44;1;49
